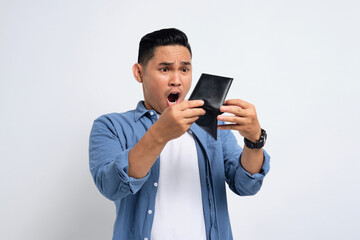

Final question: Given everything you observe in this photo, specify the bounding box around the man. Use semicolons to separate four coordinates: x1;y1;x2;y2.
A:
89;28;270;240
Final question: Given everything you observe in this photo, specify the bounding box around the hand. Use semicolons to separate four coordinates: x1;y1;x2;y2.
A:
154;100;205;143
217;99;261;142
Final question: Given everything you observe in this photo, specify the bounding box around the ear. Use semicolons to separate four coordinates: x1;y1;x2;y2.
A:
132;63;143;83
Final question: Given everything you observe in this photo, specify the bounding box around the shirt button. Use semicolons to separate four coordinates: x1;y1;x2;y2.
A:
148;210;152;215
150;111;154;116
144;238;149;240
154;182;158;187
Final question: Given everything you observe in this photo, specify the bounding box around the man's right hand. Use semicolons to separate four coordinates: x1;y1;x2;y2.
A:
128;100;205;179
153;100;206;143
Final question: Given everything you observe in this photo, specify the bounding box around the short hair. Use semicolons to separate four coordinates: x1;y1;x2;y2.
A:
137;28;192;66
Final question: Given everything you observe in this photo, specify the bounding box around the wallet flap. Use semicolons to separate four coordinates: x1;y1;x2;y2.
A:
189;73;233;140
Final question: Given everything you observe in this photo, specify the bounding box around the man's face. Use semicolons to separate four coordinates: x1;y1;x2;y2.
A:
135;45;192;113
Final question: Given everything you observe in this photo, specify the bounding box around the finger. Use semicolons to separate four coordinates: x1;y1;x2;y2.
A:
184;116;200;124
177;99;204;111
217;115;247;124
223;99;251;109
183;108;206;118
219;105;247;117
217;124;241;130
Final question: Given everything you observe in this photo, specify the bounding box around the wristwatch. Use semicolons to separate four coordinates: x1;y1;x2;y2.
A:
244;128;267;149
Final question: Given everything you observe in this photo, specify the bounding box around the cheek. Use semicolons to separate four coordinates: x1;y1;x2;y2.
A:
143;75;156;92
143;80;164;99
183;77;192;94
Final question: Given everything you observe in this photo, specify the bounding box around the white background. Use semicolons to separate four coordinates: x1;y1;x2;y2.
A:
1;0;359;239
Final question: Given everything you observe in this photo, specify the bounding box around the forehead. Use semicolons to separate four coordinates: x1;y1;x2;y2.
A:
150;45;192;64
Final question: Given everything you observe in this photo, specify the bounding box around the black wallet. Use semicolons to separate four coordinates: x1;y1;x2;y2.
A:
189;73;233;140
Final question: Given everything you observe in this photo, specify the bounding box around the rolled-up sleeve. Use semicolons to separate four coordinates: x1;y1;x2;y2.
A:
222;130;270;196
89;116;150;201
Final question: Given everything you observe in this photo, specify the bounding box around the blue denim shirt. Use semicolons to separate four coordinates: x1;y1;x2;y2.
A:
89;101;270;240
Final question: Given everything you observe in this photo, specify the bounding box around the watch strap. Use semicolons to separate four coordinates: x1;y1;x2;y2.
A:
244;128;267;149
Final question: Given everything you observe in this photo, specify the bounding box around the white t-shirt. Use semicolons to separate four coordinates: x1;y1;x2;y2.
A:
150;130;206;240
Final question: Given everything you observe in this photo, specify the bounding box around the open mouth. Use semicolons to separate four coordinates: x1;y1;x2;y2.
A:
167;92;180;105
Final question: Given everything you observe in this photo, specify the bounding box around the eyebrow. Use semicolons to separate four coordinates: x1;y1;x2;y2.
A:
158;61;192;66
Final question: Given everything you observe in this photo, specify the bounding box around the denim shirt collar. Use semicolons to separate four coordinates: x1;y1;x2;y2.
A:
134;101;156;122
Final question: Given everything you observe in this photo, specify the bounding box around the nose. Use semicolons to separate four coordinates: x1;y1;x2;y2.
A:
169;72;181;87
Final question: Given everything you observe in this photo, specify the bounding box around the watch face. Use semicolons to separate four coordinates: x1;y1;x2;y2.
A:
262;129;267;142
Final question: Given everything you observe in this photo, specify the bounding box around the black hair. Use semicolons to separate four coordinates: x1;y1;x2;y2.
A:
137;28;192;66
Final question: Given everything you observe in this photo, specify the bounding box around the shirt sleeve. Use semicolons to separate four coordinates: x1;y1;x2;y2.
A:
89;115;150;201
221;129;270;196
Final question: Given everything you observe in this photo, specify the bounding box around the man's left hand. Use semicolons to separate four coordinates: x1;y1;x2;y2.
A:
217;99;261;142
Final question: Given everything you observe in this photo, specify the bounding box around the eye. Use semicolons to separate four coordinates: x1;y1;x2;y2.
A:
160;67;169;72
181;68;189;72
